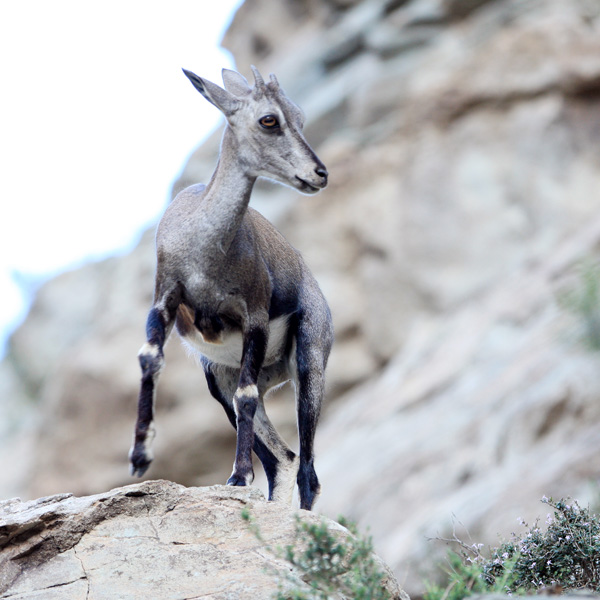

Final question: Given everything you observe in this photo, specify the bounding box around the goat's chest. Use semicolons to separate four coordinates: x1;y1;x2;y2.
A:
180;314;291;369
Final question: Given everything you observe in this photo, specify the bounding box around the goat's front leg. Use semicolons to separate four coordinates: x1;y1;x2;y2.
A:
227;323;268;487
129;304;176;477
295;307;333;510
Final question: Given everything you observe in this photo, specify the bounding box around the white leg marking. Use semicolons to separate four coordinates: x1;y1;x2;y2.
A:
272;454;300;505
234;384;259;400
138;343;165;378
138;342;160;358
143;422;156;459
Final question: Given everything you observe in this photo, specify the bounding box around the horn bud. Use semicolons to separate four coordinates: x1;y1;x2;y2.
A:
269;73;280;90
251;65;265;91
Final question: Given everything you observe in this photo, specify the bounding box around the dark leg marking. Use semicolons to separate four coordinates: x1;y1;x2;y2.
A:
228;391;258;486
294;311;332;510
130;307;169;477
227;326;268;487
146;306;167;347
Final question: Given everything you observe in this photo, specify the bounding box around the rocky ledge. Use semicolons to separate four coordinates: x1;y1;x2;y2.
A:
0;480;405;600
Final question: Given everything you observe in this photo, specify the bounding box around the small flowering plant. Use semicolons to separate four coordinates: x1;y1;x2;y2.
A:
484;497;600;592
427;497;600;600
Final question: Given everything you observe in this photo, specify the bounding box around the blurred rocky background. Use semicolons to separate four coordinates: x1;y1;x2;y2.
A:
3;0;600;595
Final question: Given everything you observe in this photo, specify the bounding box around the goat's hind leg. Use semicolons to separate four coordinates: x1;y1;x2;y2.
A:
204;361;298;503
254;401;299;504
129;301;177;476
255;364;299;504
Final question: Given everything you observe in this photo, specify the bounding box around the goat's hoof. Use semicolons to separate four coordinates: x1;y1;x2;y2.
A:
226;473;253;487
129;453;152;478
297;462;321;511
130;464;150;478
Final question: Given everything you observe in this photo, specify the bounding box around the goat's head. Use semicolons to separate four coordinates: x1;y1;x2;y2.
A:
182;67;328;195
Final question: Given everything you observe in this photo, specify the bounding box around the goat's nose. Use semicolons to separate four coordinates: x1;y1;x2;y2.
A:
315;166;328;181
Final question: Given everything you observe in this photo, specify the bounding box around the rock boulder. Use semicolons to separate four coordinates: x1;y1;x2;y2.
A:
0;480;406;600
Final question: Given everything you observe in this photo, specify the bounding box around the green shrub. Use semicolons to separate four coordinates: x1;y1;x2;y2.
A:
241;509;392;600
427;497;600;600
485;497;600;592
424;550;524;600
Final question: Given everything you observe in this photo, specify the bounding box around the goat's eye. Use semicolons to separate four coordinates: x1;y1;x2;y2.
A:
259;115;279;129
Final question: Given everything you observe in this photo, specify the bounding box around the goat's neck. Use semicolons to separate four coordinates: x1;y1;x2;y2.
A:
196;127;256;256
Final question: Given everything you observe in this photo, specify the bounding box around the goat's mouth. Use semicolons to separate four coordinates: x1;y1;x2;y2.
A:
295;176;323;194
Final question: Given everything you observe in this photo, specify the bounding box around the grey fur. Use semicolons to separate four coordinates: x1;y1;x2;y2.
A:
129;66;333;510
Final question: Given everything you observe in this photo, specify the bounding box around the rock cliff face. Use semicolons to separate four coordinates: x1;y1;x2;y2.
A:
0;480;405;599
3;0;600;595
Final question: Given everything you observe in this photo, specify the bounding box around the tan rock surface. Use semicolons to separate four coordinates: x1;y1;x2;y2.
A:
0;480;406;600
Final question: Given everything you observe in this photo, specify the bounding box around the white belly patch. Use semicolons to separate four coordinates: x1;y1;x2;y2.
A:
180;314;291;369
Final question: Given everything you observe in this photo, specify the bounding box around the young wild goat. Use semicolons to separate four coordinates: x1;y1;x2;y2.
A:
129;66;333;510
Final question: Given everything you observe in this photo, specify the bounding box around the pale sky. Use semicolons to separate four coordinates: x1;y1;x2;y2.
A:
0;1;243;354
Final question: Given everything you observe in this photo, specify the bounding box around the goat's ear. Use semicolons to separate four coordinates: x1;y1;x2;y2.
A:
182;69;240;116
222;69;251;97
